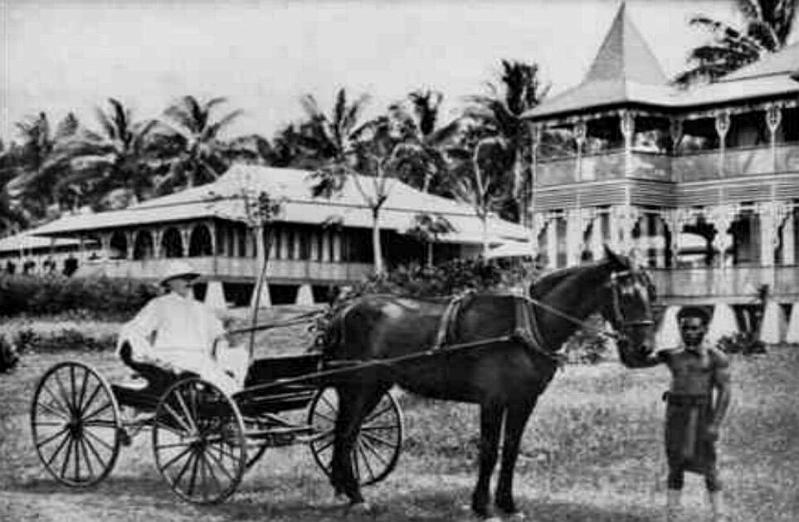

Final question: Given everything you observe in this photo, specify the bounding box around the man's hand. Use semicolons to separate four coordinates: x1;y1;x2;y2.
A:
705;423;720;441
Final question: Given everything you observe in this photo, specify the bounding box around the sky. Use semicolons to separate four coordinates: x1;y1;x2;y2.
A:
1;0;746;144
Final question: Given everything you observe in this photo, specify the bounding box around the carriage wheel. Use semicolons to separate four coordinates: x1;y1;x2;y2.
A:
307;387;403;486
30;361;122;487
152;378;247;504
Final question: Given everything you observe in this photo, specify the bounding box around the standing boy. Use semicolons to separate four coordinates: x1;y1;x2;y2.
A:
621;306;732;521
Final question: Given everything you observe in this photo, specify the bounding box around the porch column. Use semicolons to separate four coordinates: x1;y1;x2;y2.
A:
125;231;134;259
589;212;605;262
565;208;583;266
153;229;164;259
296;284;314;305
529;124;542;228
574;120;587;182
765;103;783;172
280;229;291;259
332;231;343;262
321;230;332;262
714;109;731;178
180;226;191;257
530;212;547;260
757;201;779;267
100;233;112;257
611;205;639;255
653;213;667;268
620;110;635;177
782;210;795;265
209;221;218;256
546;215;558;269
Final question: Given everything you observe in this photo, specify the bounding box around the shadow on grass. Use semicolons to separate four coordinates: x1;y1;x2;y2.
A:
9;476;658;521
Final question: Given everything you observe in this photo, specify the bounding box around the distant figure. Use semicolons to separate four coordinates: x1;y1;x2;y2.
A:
621;306;732;522
116;260;248;395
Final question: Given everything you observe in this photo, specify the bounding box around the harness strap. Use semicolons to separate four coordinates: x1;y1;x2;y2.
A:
432;290;474;351
512;296;566;367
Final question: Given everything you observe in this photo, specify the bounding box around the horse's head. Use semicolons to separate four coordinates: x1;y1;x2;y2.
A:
600;246;656;360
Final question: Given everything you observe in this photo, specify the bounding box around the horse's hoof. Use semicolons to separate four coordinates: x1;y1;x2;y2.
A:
348;502;373;515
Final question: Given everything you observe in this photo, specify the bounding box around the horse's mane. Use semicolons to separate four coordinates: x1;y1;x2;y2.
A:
529;262;605;299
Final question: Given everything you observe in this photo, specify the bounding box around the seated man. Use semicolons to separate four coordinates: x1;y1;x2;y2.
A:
117;260;249;396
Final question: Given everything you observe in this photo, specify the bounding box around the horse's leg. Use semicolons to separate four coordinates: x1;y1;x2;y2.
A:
494;398;537;516
472;402;504;518
330;380;391;506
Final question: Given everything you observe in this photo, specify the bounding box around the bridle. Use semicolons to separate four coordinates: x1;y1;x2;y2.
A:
525;266;655;343
608;268;655;335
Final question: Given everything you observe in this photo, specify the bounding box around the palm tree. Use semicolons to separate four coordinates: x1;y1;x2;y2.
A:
449;135;510;256
675;0;798;85
466;59;549;224
406;212;456;266
45;99;157;210
2;112;81;219
299;88;372;165
153;95;247;191
387;89;460;194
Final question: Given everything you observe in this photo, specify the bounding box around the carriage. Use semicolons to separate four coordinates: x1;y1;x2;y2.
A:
29;312;404;504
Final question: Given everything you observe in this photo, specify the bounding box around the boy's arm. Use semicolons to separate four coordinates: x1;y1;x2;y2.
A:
618;341;668;368
708;350;732;439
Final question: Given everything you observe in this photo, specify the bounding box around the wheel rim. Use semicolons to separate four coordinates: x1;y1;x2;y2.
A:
308;387;403;487
30;361;122;487
152;378;246;504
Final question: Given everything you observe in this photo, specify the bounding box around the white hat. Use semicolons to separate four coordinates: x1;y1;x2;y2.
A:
159;260;201;287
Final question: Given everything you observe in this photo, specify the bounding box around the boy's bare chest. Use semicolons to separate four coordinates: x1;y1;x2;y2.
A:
668;351;714;394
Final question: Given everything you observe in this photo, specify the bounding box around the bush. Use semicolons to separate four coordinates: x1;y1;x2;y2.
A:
0;274;158;319
716;332;766;355
0;334;20;373
562;314;610;364
12;328;117;353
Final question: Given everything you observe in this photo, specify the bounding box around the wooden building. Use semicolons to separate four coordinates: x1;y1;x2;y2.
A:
524;3;799;308
23;165;528;305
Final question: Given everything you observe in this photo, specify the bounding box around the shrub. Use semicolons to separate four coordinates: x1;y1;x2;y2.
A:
716;332;766;355
12;328;117;353
0;274;158;319
562;314;610;364
0;334;20;373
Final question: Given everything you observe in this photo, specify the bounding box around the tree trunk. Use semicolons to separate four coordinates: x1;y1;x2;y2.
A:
372;207;384;274
481;215;489;257
513;152;525;224
427;241;434;267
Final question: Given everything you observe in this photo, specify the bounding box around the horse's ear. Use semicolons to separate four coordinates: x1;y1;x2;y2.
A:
603;244;627;269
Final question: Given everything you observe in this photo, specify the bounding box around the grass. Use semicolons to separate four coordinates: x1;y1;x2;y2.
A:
1;313;797;521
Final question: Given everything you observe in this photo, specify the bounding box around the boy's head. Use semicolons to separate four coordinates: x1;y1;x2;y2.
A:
677;306;710;347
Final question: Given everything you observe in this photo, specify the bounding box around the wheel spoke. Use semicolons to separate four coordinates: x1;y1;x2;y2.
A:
37;426;69;449
75;368;91;415
364;403;392;423
54;371;74;415
83;401;113;422
320;392;337;411
81;432;109;471
78;437;96;478
360;430;397;448
83;427;114;452
163;403;193;433
186;449;201;497
45;431;71;467
160;444;194;471
355;439;376;483
175;390;199;434
313;435;335;454
171;448;197;488
78;381;103;417
203;443;236;482
60;437;75;478
42;383;71;418
312;411;336;423
201;452;223;494
34;420;67;428
359;434;390;467
73;434;82;481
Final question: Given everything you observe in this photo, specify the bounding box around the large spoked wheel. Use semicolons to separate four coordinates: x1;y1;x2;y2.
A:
307;387;403;487
30;361;122;487
152;378;247;504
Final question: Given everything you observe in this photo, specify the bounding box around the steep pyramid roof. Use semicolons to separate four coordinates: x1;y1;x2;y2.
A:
525;2;673;120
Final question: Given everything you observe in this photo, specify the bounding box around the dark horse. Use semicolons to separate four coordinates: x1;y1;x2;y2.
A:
321;247;656;519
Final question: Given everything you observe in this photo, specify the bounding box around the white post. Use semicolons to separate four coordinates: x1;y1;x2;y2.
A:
759;300;786;344
705;303;738;346
786;302;799;344
204;280;227;310
546;217;558;269
295;284;314;306
655;305;681;349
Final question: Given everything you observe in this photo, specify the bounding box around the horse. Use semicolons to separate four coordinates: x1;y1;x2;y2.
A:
320;246;656;519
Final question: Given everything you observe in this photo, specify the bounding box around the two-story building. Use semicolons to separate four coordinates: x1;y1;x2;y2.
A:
524;3;799;343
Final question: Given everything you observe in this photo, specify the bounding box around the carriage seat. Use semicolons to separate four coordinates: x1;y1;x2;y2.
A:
114;342;195;409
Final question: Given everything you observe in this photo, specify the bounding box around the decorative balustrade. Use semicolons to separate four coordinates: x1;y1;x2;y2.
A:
650;266;799;302
537;142;799;185
77;256;373;283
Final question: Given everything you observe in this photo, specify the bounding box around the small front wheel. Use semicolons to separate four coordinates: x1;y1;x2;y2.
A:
152;378;247;504
30;361;122;487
